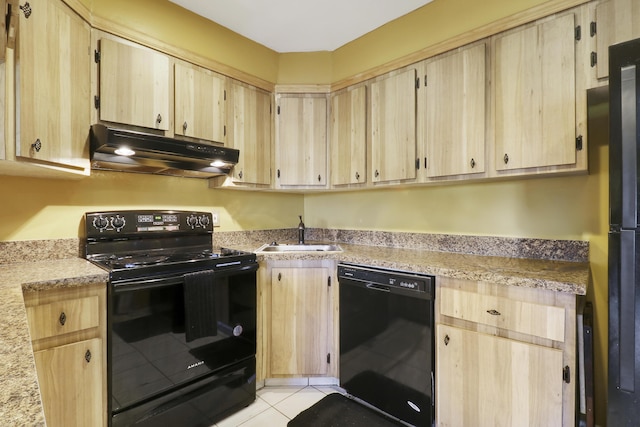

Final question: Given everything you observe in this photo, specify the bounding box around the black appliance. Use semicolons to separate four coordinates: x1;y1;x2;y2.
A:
338;263;435;426
608;37;640;425
84;210;258;427
90;124;239;178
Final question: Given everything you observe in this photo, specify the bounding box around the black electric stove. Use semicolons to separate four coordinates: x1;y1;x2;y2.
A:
84;210;258;427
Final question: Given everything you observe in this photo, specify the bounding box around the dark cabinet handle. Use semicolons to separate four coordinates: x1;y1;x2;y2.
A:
470;158;475;168
85;350;92;363
20;2;32;18
183;121;188;132
277;272;282;281
487;309;501;316
503;153;509;164
444;334;450;346
355;172;360;180
59;312;66;326
277;169;281;178
32;139;42;152
156;114;162;124
375;170;380;178
318;174;321;182
238;171;243;179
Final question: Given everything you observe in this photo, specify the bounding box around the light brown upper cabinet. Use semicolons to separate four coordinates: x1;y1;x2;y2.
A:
418;44;486;179
371;68;417;183
330;85;367;186
228;81;272;185
97;38;170;131
15;0;91;172
174;62;227;143
494;13;578;172
596;0;640;79
275;94;328;187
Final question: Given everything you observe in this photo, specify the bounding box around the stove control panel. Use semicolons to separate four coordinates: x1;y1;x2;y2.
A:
85;210;214;237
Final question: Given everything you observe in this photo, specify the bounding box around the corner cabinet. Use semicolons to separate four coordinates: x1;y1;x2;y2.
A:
174;61;227;143
330;85;367;186
96;37;171;131
436;277;577;427
275;94;328;188
23;283;107;427
493;11;586;175
15;0;91;173
258;259;338;380
370;68;417;183
595;0;640;79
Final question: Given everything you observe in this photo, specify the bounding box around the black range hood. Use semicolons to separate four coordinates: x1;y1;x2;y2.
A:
90;124;239;178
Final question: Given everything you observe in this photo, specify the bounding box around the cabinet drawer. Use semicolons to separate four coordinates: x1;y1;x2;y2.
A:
26;296;100;341
440;288;565;341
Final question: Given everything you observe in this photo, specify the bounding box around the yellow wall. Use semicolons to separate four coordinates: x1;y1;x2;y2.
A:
0;172;303;240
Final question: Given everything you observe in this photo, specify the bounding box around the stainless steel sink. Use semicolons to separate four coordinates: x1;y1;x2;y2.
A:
256;243;343;253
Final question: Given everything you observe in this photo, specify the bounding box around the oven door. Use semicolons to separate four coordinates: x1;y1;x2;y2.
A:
109;264;257;419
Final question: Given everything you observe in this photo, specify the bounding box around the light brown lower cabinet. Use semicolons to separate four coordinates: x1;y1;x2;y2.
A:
436;277;577;427
436;325;563;426
258;259;338;380
23;283;107;427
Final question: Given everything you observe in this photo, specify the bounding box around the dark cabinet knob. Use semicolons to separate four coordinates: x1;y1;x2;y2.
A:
59;312;66;326
470;158;475;168
238;170;243;179
19;2;32;18
375;170;380;178
277;169;280;178
444;334;450;346
156;114;162;124
31;139;42;152
503;153;509;164
317;174;321;182
487;309;501;316
355;172;360;180
277;272;282;281
85;350;92;363
183;121;188;132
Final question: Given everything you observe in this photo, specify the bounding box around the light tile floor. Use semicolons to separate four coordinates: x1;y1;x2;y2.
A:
213;385;341;427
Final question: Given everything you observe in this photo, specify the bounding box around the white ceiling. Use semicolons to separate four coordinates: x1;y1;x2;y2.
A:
168;0;433;53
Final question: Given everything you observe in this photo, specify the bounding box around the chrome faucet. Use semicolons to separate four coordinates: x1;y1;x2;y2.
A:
298;215;305;244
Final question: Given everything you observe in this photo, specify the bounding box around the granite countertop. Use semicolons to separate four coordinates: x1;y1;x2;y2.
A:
0;233;590;426
0;258;108;427
248;242;590;295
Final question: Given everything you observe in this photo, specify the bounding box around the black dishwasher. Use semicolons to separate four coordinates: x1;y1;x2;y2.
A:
338;263;435;427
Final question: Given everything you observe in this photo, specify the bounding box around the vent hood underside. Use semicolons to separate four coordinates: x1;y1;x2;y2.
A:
90;124;239;179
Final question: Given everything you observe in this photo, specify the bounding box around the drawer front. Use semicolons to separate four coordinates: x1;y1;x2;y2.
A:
26;296;100;341
440;288;565;342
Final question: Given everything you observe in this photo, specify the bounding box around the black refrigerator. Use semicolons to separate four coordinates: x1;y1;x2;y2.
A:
608;37;640;425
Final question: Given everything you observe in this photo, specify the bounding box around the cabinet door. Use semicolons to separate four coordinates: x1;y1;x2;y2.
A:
436;325;563;427
17;0;90;171
276;96;327;186
174;62;227;143
330;86;367;185
34;338;104;427
423;44;486;177
371;68;417;183
270;267;330;376
596;0;640;79
229;81;271;185
494;13;576;171
99;38;170;130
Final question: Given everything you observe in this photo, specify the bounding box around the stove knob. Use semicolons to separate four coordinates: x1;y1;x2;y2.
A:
199;215;210;227
112;216;126;230
187;215;198;228
93;216;108;231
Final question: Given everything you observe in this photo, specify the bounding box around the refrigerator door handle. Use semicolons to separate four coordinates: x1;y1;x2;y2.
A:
619;230;637;392
621;65;638;229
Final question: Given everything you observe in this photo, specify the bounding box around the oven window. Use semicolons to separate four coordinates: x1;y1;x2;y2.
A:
110;270;256;412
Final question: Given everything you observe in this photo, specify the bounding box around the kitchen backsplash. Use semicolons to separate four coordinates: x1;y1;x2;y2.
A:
0;229;589;264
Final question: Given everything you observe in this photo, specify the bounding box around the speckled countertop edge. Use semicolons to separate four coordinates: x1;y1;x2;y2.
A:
0;231;589;425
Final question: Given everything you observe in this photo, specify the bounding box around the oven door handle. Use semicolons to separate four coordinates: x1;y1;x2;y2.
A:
112;276;186;293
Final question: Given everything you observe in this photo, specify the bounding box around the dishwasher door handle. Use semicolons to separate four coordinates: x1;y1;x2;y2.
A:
365;283;391;292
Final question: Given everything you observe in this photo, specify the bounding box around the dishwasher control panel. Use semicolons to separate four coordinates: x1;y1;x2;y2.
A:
338;263;434;295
